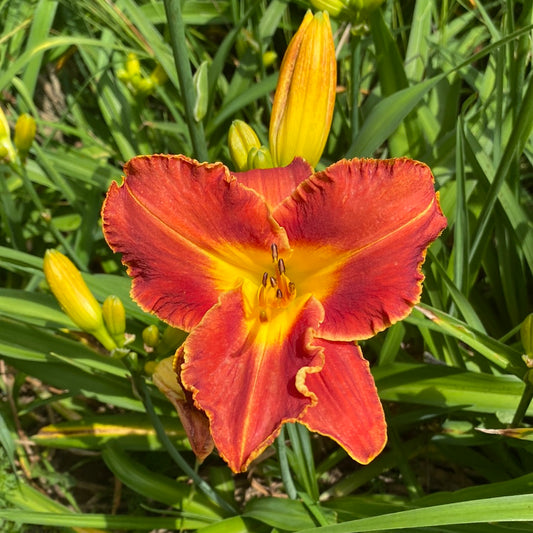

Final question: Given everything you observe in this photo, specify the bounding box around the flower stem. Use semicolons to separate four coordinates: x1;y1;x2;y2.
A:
350;32;361;147
510;376;533;428
277;426;298;500
163;0;208;162
125;358;236;514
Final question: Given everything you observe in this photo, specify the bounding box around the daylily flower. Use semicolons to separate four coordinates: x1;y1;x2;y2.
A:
102;154;446;472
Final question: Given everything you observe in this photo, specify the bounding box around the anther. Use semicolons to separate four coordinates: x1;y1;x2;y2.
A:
276;288;283;299
270;276;277;288
262;272;268;287
271;243;278;262
278;258;285;274
259;310;268;323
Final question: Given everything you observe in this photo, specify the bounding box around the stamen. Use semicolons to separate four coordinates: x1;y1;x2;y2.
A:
262;272;268;287
259;310;268;323
276;288;283;299
270;276;277;288
271;243;278;262
278;258;285;274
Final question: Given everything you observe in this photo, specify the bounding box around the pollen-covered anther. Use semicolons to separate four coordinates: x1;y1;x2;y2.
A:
255;246;297;322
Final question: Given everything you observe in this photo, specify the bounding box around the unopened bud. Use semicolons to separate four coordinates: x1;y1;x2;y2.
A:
43;249;117;352
149;64;168;86
310;0;385;22
228;120;261;172
156;325;186;355
102;295;126;347
269;11;336;168
14;113;36;161
142;324;160;348
247;145;273;169
0;107;16;162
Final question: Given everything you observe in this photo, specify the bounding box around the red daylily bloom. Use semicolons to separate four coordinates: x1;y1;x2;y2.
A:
102;154;446;472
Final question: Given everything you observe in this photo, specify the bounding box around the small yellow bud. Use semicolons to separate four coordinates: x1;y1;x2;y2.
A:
156;325;186;355
521;314;533;356
0;107;16;162
102;295;126;347
149;64;168;86
269;11;336;168
125;53;141;78
262;51;277;68
228;120;262;172
144;360;158;375
247;145;273;170
43;250;117;352
142;324;160;348
310;0;385;21
14;113;36;160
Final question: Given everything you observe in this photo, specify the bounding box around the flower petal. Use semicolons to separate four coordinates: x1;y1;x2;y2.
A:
102;155;288;331
300;339;387;464
180;284;325;472
273;158;447;340
234;157;313;209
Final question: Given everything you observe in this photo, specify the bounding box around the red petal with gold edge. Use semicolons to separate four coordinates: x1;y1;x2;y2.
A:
234;157;313;209
273;158;447;340
300;339;387;464
102;155;288;331
180;285;325;473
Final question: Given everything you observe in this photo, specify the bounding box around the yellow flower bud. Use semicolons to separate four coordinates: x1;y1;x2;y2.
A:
247;145;273;170
156;325;186;355
262;51;277;68
0;107;16;162
310;0;385;21
14;113;36;160
521;313;533;356
125;53;141;78
149;64;168;86
43;249;117;352
144;360;158;375
228;120;262;172
142;324;160;348
269;11;336;168
102;295;126;347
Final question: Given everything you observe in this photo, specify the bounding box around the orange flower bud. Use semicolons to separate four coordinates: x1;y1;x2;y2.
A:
43;249;117;352
269;11;336;168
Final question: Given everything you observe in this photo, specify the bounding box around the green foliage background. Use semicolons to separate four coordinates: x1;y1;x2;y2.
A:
0;0;532;531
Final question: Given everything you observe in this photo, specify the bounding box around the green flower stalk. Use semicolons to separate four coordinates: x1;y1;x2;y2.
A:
43;249;117;352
